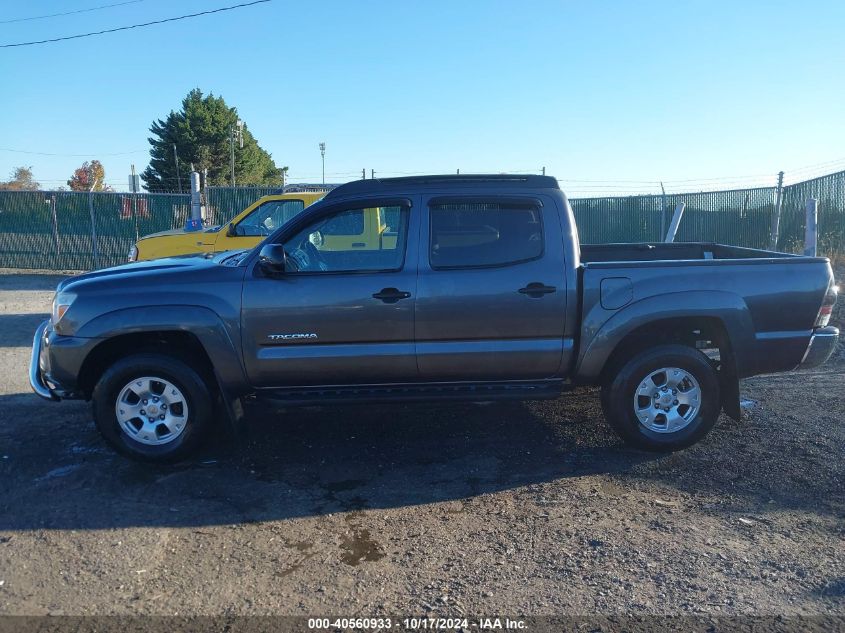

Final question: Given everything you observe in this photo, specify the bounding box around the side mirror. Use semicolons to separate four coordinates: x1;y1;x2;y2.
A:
227;222;237;237
258;244;287;275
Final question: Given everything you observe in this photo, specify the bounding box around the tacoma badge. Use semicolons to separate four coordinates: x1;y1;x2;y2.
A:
267;333;318;341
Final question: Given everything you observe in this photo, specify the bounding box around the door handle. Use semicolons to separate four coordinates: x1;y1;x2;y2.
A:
519;282;556;298
372;287;412;304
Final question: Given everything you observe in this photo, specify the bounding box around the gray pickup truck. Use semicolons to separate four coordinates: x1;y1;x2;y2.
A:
30;175;839;462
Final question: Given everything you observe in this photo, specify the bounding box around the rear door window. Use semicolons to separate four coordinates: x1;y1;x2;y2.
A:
429;202;543;269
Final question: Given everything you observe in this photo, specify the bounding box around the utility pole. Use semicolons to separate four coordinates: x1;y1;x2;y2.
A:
231;119;243;187
230;126;234;186
768;170;785;251
173;144;182;194
319;142;326;184
371;169;375;179
362;168;366;180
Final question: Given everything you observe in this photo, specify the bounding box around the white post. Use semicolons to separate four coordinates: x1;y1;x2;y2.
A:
768;170;785;250
804;197;819;256
664;202;686;243
190;171;202;222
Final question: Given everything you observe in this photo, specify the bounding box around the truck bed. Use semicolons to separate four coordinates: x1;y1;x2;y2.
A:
576;241;834;380
580;242;801;264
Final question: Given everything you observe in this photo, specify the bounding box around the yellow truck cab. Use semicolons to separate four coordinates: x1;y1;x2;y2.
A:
130;189;401;261
130;191;327;261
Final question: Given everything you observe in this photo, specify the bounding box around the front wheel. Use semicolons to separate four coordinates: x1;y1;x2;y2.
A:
601;344;720;451
92;353;214;462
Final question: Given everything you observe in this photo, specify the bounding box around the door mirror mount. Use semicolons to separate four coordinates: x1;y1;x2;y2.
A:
227;222;237;237
258;244;288;276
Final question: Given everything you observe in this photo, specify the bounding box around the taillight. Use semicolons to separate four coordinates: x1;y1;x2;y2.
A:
815;281;838;328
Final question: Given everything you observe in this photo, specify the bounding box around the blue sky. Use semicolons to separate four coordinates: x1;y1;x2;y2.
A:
1;0;844;195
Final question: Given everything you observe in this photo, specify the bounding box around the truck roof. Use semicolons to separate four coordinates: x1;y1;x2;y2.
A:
323;174;560;200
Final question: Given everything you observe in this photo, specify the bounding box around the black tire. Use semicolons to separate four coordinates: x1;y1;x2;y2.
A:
92;353;214;462
601;344;720;451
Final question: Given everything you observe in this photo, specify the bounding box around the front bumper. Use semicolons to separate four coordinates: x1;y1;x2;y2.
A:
799;326;840;368
30;320;59;401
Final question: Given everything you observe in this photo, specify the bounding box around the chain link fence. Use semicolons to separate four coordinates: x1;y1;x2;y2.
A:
1;171;843;271
0;191;190;270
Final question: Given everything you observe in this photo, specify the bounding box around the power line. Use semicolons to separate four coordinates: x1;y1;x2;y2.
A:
0;0;148;25
0;147;147;157
0;0;272;48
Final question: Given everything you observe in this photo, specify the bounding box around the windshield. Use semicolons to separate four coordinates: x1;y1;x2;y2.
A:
232;199;306;236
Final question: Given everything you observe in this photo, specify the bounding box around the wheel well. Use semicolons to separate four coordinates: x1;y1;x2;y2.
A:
78;331;217;399
599;317;735;386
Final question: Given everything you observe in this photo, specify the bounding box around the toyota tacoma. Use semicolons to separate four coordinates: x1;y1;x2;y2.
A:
30;175;840;461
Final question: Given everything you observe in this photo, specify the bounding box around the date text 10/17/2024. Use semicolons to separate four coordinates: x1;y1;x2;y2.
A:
307;618;527;630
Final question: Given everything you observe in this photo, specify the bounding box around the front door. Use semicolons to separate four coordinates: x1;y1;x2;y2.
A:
241;199;419;387
415;195;568;380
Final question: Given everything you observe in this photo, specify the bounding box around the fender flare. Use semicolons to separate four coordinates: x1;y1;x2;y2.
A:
76;305;248;395
577;291;756;412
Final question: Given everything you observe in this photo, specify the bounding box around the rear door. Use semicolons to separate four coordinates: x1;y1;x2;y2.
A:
241;197;419;387
415;195;567;380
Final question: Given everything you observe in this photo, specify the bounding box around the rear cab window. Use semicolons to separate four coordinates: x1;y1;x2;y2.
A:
429;201;544;269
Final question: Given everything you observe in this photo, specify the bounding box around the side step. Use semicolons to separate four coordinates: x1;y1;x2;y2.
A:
257;380;564;406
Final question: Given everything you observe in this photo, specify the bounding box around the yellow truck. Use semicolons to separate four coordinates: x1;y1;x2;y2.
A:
129;191;327;261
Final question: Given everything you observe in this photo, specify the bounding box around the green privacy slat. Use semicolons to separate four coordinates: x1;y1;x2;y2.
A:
1;176;843;271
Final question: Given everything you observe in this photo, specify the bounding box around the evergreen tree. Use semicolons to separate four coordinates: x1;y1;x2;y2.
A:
141;89;282;192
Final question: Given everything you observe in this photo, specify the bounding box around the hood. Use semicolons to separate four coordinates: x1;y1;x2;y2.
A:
57;252;223;292
138;226;221;241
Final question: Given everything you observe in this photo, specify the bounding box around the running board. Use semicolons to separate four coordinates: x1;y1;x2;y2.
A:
257;380;564;406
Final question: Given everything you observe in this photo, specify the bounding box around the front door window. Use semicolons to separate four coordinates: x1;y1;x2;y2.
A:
282;205;409;273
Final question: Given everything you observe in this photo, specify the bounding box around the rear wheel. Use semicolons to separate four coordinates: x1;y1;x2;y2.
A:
601;344;720;451
92;353;213;462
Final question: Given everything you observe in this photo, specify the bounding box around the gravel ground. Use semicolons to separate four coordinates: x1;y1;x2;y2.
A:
0;268;843;620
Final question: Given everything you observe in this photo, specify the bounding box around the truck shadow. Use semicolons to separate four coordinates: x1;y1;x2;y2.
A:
1;387;839;531
0;390;658;530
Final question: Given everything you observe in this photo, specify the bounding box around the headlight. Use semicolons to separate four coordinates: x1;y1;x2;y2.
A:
128;244;139;262
52;292;75;325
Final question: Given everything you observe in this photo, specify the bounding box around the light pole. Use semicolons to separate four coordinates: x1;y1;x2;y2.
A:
319;142;326;184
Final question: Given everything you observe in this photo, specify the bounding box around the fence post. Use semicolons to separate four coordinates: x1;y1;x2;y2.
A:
768;170;785;251
664;202;686;243
88;189;99;269
804;197;819;256
49;194;60;256
660;182;667;241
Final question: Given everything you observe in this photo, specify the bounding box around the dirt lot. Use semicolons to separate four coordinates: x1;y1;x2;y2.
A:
0;268;843;620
